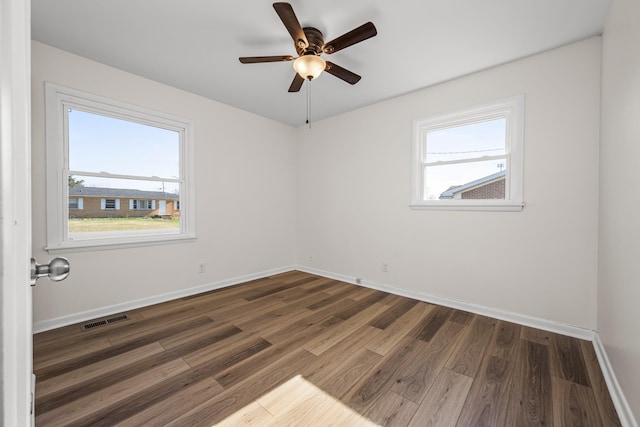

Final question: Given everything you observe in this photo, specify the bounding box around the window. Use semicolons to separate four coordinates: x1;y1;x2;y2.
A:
130;200;154;210
411;95;524;211
45;83;195;252
102;199;120;210
68;198;83;210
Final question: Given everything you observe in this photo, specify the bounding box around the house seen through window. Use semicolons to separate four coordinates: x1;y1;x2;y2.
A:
45;83;195;252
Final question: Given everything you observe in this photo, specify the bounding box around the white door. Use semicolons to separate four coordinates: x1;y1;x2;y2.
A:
159;200;167;215
1;0;34;425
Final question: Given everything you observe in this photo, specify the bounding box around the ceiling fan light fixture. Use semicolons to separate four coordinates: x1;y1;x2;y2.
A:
293;55;326;80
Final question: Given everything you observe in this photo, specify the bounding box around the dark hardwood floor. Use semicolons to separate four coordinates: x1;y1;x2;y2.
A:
33;271;621;426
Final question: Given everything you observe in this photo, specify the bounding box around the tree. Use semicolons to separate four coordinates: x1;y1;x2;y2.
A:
68;176;84;188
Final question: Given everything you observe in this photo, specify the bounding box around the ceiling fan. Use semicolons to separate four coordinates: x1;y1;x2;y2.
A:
239;2;377;92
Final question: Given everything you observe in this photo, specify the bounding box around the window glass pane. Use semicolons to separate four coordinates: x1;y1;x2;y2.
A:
68;109;180;179
425;118;506;163
424;159;507;200
67;175;180;240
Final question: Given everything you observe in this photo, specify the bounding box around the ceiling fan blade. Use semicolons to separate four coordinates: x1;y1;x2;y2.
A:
273;2;309;49
323;22;377;54
325;61;361;85
239;55;295;64
288;73;305;92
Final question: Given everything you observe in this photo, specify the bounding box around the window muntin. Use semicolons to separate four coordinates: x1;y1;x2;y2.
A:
411;95;524;211
45;83;195;252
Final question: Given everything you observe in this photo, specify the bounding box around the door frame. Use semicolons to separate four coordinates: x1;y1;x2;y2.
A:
1;0;33;425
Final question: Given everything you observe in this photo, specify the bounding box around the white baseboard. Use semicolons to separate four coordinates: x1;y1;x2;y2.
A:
32;265;296;333
592;335;639;427
296;265;596;340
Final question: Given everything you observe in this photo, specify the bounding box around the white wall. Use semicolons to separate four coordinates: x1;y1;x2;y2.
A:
297;38;601;330
31;42;297;324
600;0;640;419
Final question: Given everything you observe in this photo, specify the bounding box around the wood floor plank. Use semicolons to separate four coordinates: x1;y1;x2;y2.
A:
112;377;224;427
369;297;422;330
36;341;165;398
333;289;390;321
551;377;602;427
36;358;191;427
217;400;274;426
363;390;420;427
455;355;513;427
33;336;113;371
391;320;466;403
208;295;287;325
504;339;554;426
341;335;428;413
158;319;240;350
445;315;497;378
579;340;622;426
409;304;454;342
367;301;434;356
550;333;591;387
261;375;378;427
305;285;360;310
183;333;271;368
521;325;554;346
165;348;320;427
449;309;474;325
215;323;328;388
488;320;521;362
312;347;384;399
407;368;473;427
296;276;337;291
301;302;389;355
33;271;621;426
36;323;242;415
34;316;214;381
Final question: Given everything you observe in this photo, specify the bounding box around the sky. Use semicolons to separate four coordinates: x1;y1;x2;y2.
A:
68;108;180;193
423;118;507;199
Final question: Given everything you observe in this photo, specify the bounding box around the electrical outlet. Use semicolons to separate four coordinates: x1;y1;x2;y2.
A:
198;263;206;274
382;262;389;273
308;255;313;263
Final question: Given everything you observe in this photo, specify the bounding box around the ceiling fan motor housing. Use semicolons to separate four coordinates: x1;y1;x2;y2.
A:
298;27;325;56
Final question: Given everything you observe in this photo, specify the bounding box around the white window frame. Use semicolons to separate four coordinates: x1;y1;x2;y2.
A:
411;95;525;211
45;82;196;253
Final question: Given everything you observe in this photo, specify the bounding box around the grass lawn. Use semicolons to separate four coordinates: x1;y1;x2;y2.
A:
69;217;179;232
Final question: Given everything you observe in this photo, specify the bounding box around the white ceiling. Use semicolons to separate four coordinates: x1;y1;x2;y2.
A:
31;0;611;127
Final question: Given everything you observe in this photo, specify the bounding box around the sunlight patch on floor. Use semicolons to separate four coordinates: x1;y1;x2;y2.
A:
215;375;380;426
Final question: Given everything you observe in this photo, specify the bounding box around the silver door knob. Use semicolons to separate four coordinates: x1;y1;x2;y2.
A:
31;257;70;286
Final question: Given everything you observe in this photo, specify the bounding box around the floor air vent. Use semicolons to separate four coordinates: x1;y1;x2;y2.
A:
82;314;129;330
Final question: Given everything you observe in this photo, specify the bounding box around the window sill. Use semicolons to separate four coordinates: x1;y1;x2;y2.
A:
409;201;524;212
45;233;196;254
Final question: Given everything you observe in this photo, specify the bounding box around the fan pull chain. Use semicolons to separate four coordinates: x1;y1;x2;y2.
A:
306;78;311;129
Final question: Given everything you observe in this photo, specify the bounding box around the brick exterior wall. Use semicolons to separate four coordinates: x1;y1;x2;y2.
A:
461;178;505;199
69;197;179;219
